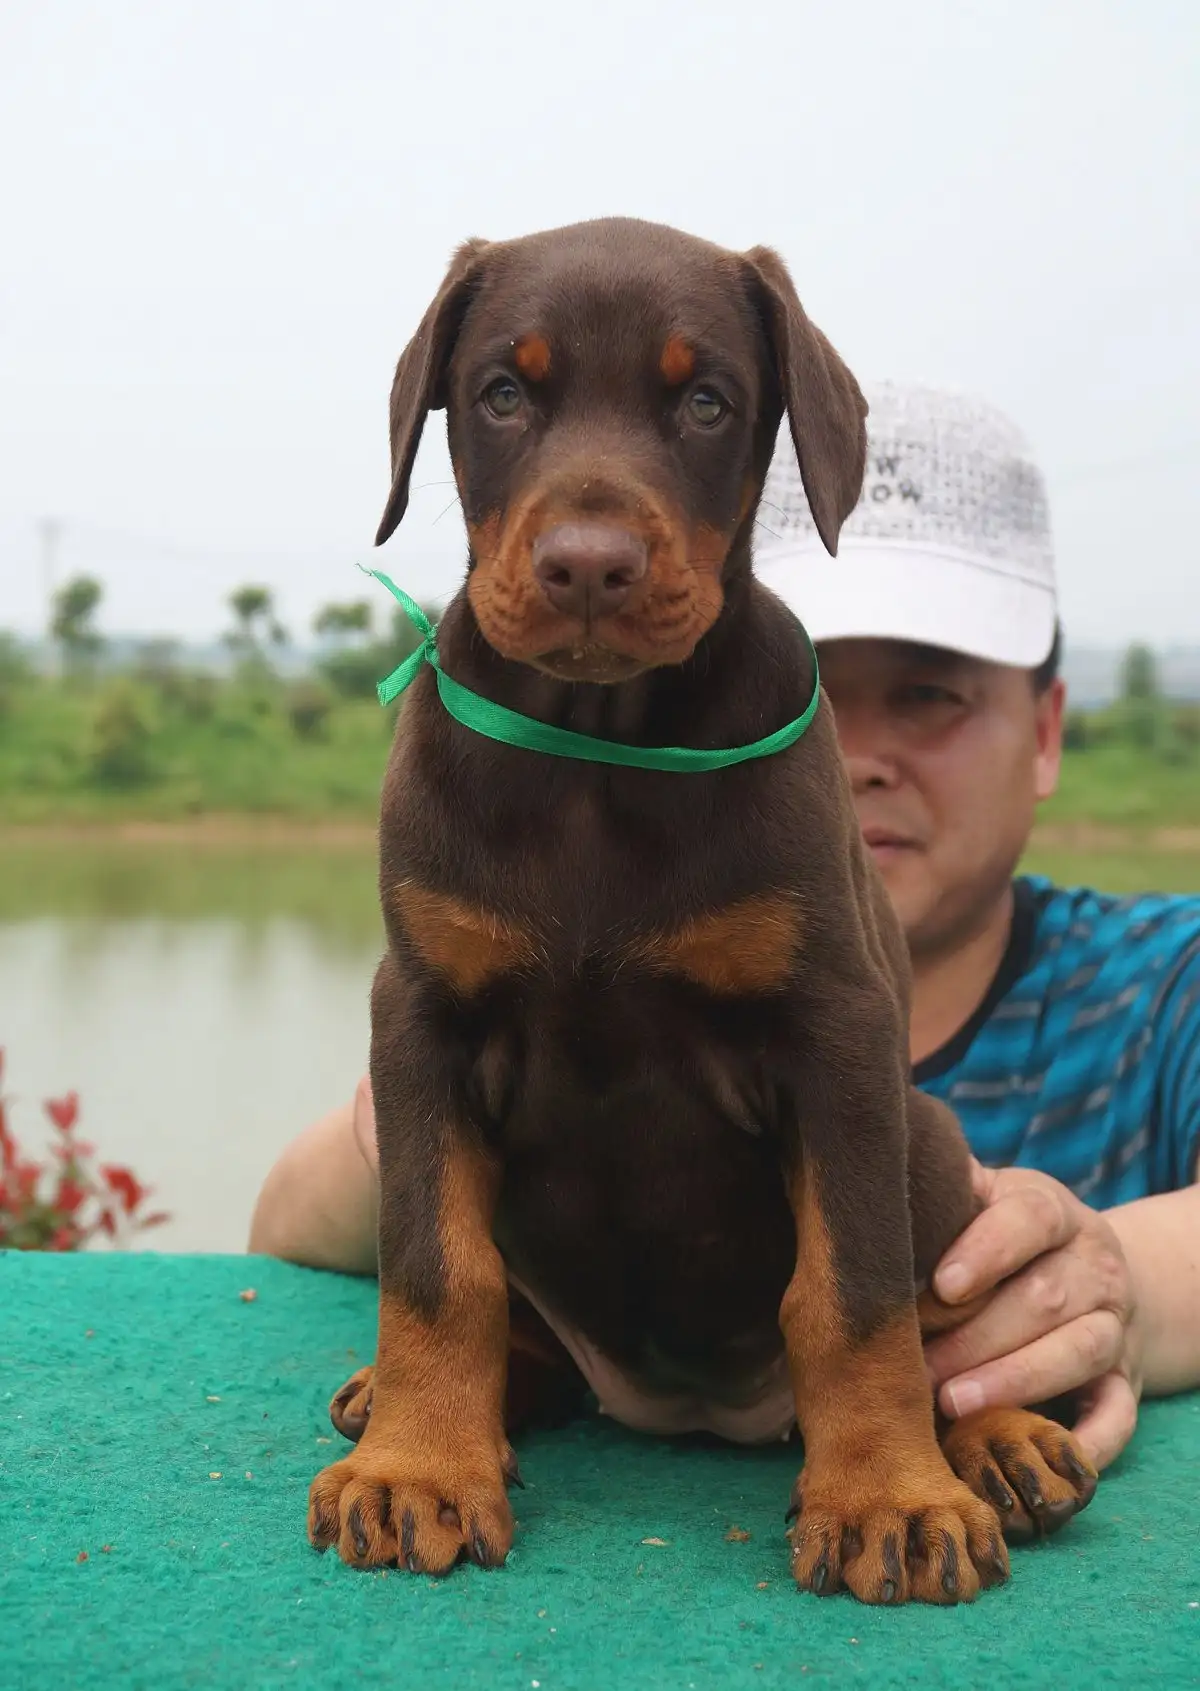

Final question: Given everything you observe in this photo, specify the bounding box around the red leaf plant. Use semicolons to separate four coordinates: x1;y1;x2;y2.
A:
0;1049;169;1251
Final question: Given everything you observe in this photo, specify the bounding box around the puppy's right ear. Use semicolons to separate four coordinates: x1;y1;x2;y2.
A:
375;238;490;546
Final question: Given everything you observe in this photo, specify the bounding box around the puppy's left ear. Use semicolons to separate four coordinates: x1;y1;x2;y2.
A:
743;245;867;556
375;237;490;546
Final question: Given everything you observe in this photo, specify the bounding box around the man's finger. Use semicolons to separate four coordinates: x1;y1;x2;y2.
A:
1072;1371;1139;1471
937;1308;1124;1419
925;1246;1097;1386
934;1180;1077;1303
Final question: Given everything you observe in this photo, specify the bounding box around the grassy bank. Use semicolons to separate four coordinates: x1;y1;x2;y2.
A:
1;833;1197;937
0;674;392;823
1043;743;1200;830
3;669;1200;843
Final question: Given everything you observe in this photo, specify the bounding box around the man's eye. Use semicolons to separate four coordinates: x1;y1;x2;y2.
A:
902;684;963;708
483;378;522;419
686;388;728;427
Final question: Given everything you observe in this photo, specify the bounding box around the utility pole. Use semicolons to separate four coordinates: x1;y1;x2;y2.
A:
40;517;60;677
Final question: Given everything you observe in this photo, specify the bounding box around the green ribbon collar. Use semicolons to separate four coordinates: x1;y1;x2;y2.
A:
363;567;820;774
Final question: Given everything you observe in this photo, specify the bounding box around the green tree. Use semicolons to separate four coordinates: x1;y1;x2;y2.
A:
226;585;287;670
318;600;436;701
314;601;373;642
51;576;104;673
1119;643;1159;703
1116;642;1165;751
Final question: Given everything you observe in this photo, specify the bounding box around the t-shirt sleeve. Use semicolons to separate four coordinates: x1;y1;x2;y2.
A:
1155;941;1200;1190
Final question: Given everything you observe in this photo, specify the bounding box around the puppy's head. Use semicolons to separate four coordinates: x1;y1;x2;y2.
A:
376;217;866;683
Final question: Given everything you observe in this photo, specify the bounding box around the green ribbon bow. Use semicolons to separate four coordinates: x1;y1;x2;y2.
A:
363;566;821;773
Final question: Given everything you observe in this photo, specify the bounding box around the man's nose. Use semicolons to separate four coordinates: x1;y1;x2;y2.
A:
829;706;902;792
841;750;902;793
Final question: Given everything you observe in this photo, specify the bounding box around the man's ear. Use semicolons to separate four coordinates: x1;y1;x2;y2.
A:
1035;677;1066;802
742;245;867;557
375;238;490;546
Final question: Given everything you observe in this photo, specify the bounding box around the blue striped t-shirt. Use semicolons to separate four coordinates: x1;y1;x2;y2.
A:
915;877;1200;1208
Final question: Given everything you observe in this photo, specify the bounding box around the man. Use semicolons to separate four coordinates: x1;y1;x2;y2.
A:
250;382;1200;1470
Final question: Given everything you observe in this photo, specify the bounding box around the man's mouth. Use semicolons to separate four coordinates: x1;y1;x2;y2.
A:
861;825;921;860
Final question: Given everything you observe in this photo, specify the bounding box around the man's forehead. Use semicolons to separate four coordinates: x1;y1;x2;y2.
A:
817;638;989;677
895;641;980;671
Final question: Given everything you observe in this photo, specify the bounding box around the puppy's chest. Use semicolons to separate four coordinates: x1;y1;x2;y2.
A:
390;875;806;1001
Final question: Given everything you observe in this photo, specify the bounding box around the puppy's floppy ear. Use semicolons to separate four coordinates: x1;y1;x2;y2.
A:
743;245;867;557
375;238;490;546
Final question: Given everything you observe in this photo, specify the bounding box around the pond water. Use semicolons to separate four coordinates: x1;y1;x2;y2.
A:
0;840;380;1253
3;835;1197;1255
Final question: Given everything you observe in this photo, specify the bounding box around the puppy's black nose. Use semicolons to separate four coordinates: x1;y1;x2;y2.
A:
532;523;648;622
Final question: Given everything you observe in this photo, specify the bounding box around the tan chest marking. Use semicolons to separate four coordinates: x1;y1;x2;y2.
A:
632;893;803;994
392;882;539;993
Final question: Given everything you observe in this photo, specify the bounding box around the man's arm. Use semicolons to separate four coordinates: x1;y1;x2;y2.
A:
1110;1172;1200;1397
927;952;1200;1470
248;1077;379;1274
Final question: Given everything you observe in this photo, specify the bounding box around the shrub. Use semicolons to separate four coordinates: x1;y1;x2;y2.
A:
320;646;386;701
0;633;33;721
0;1050;168;1250
166;672;220;723
87;680;157;786
1062;711;1091;752
134;645;218;722
286;680;334;740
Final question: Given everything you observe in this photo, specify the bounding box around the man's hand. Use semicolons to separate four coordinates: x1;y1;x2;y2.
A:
924;1161;1144;1471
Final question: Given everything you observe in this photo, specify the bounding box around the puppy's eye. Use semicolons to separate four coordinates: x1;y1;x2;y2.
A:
687;388;727;427
483;378;522;419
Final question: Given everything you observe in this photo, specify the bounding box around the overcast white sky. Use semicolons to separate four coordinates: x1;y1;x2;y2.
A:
1;0;1196;648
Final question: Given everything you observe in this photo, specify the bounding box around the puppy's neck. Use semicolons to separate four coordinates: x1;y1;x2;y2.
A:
437;554;765;750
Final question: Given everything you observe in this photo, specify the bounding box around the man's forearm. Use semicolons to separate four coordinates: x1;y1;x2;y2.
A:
1107;1182;1200;1397
248;1102;379;1275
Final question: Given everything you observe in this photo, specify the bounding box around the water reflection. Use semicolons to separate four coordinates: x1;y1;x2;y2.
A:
4;837;1197;1256
0;843;381;1253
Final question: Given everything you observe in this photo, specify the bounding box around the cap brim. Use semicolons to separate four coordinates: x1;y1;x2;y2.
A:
754;540;1058;669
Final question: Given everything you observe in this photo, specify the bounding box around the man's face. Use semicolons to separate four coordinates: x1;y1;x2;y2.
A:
818;639;1064;956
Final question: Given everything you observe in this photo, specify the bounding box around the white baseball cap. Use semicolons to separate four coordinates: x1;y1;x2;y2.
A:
755;381;1059;668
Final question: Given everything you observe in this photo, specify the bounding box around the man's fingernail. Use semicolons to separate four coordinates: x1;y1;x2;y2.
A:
946;1380;986;1417
937;1263;971;1302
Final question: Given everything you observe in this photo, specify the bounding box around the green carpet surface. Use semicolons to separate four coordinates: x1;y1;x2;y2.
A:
2;1252;1197;1690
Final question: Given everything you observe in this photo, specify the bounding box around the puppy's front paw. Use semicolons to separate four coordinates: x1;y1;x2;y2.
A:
788;1459;1008;1604
308;1432;517;1572
942;1407;1097;1543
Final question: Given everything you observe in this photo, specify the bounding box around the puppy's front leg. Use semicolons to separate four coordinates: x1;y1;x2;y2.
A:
308;958;514;1573
781;1033;1009;1605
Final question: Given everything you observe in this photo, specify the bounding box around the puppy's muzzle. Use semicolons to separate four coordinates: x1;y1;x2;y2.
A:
531;522;649;625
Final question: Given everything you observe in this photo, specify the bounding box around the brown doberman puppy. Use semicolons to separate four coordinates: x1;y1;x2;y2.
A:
307;217;1097;1602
